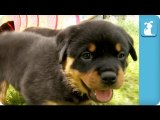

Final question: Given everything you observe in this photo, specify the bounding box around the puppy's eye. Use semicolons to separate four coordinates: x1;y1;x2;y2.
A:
81;51;93;61
117;52;125;60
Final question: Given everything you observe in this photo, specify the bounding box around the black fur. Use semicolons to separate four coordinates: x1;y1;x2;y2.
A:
0;20;137;105
24;27;60;37
56;21;137;72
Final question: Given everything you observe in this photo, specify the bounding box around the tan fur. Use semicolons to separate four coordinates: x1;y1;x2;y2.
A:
44;100;59;105
44;100;74;105
80;71;102;90
115;43;121;52
64;57;124;99
0;80;9;104
88;43;96;52
111;67;124;89
64;57;88;94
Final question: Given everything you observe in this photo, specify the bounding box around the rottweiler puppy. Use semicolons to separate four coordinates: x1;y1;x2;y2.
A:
0;20;137;105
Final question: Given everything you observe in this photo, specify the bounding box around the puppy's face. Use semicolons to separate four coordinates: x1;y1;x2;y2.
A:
56;20;137;103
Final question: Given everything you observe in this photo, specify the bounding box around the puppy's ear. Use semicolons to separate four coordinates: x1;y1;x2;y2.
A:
56;25;78;64
58;40;68;64
127;35;137;61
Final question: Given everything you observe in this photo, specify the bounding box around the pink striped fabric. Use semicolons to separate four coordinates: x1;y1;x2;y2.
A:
0;15;96;31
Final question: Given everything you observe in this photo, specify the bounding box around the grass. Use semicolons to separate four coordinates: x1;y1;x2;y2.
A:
5;16;139;105
6;85;25;105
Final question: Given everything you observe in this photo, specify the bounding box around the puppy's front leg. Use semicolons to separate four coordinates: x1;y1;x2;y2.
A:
0;80;9;105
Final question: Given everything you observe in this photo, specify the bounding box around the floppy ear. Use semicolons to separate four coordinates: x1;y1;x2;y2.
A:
56;25;78;64
58;40;69;64
127;35;137;61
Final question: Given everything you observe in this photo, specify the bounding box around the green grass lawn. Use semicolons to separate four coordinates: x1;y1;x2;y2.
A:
6;17;139;105
6;85;25;105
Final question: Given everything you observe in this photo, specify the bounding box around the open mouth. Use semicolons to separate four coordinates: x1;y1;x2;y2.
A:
89;89;113;103
81;79;113;103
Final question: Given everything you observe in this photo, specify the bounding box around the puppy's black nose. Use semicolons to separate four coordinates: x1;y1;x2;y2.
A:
101;71;117;85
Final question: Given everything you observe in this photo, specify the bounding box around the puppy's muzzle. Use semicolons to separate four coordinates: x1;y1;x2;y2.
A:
101;71;117;86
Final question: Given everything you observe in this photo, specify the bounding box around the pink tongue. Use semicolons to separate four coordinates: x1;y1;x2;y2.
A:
95;89;113;102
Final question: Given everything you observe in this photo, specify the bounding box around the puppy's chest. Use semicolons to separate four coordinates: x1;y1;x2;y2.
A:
66;92;89;104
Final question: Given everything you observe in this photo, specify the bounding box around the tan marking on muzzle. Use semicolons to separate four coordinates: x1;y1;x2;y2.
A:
80;71;102;90
111;67;124;89
64;57;88;94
